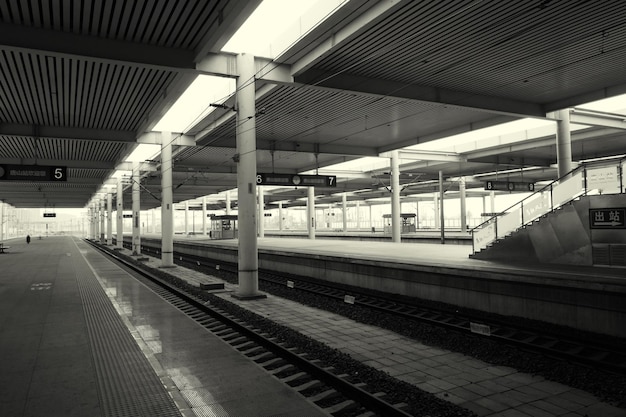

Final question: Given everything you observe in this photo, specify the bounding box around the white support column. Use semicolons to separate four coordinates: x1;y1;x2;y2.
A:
93;203;99;240
106;190;113;245
490;191;496;213
131;161;141;256
439;170;445;244
278;202;284;231
459;176;467;233
116;177;123;249
369;204;373;230
355;201;361;230
433;193;439;229
233;52;264;300
184;201;189;235
151;209;156;234
482;195;487;216
307;186;316;239
225;191;231;214
391;150;401;243
342;193;348;232
161;131;174;267
99;196;105;243
202;196;207;235
258;186;265;238
556;108;573;178
0;200;4;243
415;200;420;229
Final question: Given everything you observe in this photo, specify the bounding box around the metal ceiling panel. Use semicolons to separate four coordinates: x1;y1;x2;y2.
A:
196;84;510;154
305;0;626;107
0;0;261;208
1;0;626;211
0;51;177;130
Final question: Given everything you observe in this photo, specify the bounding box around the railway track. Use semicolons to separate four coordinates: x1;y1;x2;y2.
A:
89;240;418;417
129;239;626;378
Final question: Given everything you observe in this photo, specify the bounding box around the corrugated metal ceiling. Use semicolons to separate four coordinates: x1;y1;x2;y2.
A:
1;0;626;210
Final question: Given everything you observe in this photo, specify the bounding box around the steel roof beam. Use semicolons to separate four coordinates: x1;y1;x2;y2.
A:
567;108;626;130
464;126;622;160
0;22;196;72
0;158;116;170
379;149;465;163
0;123;136;142
296;70;545;119
196;54;294;84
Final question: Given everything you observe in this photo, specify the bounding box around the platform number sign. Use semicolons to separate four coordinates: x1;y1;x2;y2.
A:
485;180;534;192
0;164;67;181
256;173;336;187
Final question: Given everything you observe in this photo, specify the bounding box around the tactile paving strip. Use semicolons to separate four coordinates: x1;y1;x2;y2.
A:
76;247;182;417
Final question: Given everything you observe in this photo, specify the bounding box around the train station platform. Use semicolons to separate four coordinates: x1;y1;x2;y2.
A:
0;236;328;417
182;234;626;281
152;234;626;339
115;238;626;417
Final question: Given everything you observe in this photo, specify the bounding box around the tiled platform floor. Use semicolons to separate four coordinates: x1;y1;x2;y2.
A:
124;244;626;417
0;236;329;417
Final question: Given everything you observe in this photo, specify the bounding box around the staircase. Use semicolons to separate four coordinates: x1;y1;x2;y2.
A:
470;159;626;266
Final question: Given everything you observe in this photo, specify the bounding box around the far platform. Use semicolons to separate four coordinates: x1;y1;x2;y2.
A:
137;234;626;339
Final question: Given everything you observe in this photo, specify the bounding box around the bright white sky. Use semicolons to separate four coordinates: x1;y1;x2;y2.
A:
152;0;347;135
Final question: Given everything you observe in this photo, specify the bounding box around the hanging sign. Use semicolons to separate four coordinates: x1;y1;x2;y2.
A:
484;180;534;192
256;173;336;187
0;164;67;181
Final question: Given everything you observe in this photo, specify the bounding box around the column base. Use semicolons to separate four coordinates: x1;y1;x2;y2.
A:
231;292;267;301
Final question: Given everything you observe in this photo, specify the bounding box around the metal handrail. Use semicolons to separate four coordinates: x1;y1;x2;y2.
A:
470;157;625;253
470;164;583;233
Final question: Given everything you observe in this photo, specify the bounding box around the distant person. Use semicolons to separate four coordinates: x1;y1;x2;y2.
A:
26;235;31;244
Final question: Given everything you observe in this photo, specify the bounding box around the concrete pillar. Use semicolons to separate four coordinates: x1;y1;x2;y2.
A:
369;204;373;230
116;177;123;249
556;108;573;178
99;196;105;243
0;200;4;243
278;202;283;231
106;190;113;245
258;186;265;238
307;186;315;239
415;200;420;229
342;192;348;232
225;191;231;215
490;191;496;213
131;162;141;255
433;193;439;229
202;196;207;235
459;177;467;233
391;150;401;243
151;209;156;234
161;131;174;267
233;52;263;299
439;170;445;244
93;202;99;240
184;201;189;235
356;201;360;230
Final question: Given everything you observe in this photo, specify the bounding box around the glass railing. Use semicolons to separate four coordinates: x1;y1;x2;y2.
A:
471;158;625;253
